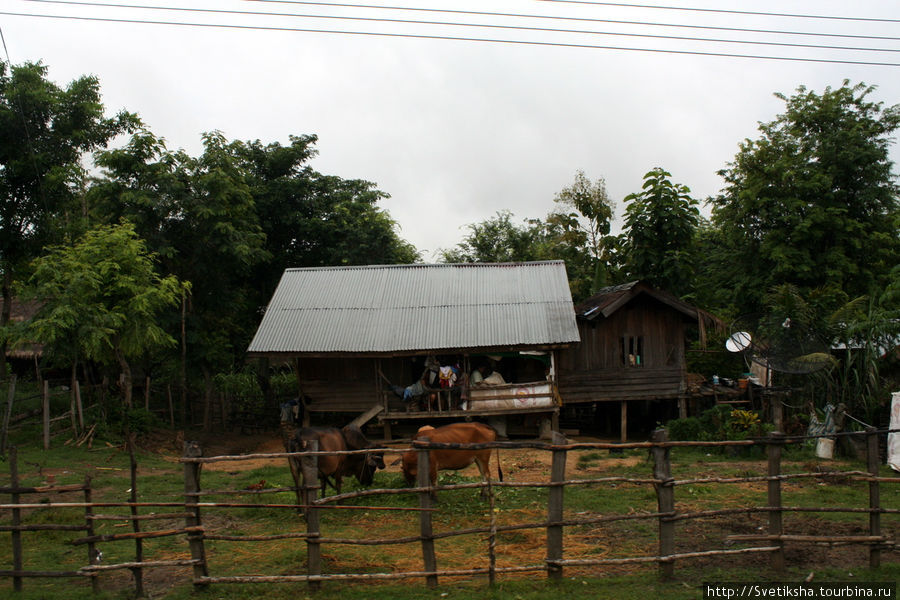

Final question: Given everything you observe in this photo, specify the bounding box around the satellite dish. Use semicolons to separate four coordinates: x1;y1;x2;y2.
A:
725;331;752;353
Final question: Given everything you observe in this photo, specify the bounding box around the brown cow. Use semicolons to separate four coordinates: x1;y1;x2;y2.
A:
401;422;503;497
286;425;384;506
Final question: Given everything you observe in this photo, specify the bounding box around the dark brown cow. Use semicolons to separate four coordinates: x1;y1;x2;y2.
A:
286;425;384;506
401;422;503;497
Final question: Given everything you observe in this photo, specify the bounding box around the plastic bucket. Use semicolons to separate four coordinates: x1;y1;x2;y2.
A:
816;437;834;459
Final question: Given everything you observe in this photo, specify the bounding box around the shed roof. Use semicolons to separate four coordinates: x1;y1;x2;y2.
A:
574;280;724;348
247;261;580;355
576;281;701;321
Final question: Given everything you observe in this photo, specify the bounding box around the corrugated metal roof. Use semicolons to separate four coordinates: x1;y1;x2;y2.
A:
248;261;580;354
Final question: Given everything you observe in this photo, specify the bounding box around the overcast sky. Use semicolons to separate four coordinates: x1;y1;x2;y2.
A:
3;0;899;260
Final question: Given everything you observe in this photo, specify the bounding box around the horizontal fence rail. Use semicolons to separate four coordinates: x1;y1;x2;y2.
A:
2;427;898;595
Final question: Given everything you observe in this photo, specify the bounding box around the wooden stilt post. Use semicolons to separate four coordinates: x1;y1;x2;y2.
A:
301;439;321;591
767;431;785;573
182;441;208;588
620;400;628;443
866;427;881;568
651;428;675;580
771;395;783;432
546;431;566;580
416;441;437;588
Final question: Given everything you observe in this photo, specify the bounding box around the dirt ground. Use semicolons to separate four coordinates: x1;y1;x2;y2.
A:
157;430;643;480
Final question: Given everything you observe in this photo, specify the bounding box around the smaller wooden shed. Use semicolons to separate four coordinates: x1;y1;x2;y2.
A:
247;261;581;438
556;281;721;439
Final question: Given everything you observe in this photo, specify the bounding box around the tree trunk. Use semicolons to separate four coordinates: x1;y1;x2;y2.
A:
1;270;12;379
202;367;212;431
115;345;133;409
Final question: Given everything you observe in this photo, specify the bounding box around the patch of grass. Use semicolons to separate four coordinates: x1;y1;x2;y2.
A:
576;451;605;470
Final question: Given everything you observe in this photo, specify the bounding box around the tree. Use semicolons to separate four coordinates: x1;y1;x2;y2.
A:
237;136;419;298
0;61;136;374
441;172;617;302
551;170;614;262
620;168;700;297
21;222;184;407
89;130;419;384
549;170;616;293
439;210;545;264
708;82;900;316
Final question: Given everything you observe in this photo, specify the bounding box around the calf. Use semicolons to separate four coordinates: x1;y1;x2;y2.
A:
401;422;503;497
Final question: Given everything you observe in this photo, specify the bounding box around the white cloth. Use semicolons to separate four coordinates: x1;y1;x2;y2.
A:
888;391;900;472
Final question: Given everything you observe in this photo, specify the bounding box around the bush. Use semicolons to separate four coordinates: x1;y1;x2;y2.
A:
665;406;771;442
666;417;703;441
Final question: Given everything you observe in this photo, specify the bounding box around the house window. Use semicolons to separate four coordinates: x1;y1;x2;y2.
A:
621;335;644;367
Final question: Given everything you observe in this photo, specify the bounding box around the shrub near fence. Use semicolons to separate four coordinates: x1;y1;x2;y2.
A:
1;428;898;596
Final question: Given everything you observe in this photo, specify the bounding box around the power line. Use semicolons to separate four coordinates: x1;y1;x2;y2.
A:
244;0;900;42
536;0;900;24
20;0;900;55
3;10;899;67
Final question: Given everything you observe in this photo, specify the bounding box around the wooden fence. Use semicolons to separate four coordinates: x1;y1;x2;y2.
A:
1;429;898;596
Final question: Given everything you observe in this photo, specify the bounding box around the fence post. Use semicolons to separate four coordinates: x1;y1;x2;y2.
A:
416;441;438;589
651;428;675;580
546;430;566;580
128;435;144;597
83;475;100;594
866;426;881;568
182;441;208;588
300;439;321;591
9;446;23;592
1;374;16;453
766;431;785;573
487;468;496;586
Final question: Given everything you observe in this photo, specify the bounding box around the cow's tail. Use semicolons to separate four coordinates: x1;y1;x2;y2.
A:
494;447;503;482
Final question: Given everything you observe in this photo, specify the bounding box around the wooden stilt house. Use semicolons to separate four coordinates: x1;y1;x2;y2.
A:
556;281;722;440
247;261;580;438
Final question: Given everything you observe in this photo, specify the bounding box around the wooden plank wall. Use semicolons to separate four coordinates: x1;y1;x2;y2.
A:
557;298;689;403
298;357;419;413
558;367;684;403
299;357;379;413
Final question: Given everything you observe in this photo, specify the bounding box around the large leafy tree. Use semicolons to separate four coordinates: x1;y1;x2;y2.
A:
0;61;135;373
21;222;184;407
236;135;419;303
620;168;700;297
89;130;269;380
707;82;900;316
89;130;419;376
